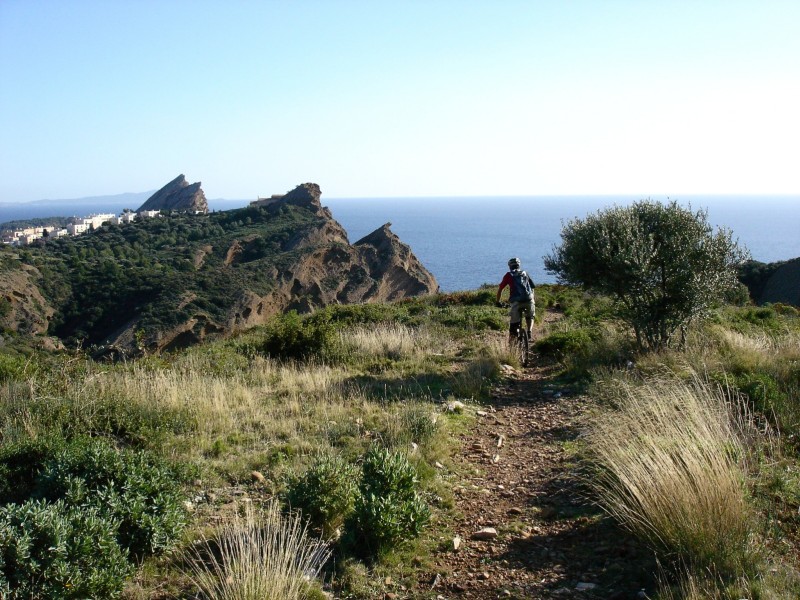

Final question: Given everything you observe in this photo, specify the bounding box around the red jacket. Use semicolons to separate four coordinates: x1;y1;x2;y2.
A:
498;270;533;302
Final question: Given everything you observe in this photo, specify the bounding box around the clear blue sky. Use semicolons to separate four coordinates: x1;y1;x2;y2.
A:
1;0;798;202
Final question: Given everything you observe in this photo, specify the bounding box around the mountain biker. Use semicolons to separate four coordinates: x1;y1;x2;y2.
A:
496;257;535;343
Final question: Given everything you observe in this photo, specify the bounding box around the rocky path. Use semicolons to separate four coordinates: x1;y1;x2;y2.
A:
426;352;657;599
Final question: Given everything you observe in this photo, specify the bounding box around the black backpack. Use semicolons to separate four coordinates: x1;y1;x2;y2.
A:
509;270;534;302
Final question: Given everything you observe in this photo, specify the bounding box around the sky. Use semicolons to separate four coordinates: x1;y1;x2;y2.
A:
1;0;798;202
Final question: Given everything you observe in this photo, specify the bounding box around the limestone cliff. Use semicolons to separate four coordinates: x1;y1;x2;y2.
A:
136;174;209;213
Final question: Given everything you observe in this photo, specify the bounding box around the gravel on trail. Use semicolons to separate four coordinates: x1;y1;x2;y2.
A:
424;352;658;600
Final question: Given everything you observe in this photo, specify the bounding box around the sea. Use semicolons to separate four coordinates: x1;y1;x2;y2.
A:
2;195;798;292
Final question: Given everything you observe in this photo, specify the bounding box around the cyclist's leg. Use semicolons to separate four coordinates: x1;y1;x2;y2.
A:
521;302;534;338
508;302;522;345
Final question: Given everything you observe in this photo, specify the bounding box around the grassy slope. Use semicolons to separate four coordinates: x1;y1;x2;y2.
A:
1;286;799;599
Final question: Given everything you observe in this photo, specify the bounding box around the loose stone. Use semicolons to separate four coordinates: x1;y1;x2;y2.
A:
471;527;498;540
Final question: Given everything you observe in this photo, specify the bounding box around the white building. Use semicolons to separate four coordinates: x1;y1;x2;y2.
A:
116;211;137;224
67;222;90;236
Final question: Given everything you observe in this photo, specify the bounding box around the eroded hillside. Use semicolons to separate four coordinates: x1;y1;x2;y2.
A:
2;183;438;354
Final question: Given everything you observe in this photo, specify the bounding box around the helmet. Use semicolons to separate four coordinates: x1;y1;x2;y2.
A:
507;257;520;270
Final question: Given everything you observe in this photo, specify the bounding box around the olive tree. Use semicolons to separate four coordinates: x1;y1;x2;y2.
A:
544;200;748;352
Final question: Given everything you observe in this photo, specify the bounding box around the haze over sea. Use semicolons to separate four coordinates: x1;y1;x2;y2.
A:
2;196;798;293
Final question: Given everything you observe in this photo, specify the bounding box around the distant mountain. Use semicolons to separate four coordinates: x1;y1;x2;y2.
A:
23;191;154;207
0;191;253;228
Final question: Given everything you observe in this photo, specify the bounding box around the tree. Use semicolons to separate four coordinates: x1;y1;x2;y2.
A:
544;200;748;352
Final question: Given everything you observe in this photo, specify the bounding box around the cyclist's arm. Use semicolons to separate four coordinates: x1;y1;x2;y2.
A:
497;273;512;302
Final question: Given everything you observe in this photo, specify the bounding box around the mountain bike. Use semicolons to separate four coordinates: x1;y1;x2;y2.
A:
510;322;530;367
498;301;532;367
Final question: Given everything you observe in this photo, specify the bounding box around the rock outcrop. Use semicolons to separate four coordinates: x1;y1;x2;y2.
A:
136;174;208;213
0;259;55;337
76;182;438;353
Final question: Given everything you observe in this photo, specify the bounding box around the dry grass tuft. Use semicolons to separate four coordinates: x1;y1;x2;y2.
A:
339;323;439;361
185;500;331;600
587;376;760;576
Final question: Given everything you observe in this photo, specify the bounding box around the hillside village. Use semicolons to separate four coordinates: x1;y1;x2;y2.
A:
0;210;162;246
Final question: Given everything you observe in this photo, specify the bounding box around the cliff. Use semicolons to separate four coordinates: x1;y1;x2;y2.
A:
7;183;439;355
144;185;439;351
136;174;209;213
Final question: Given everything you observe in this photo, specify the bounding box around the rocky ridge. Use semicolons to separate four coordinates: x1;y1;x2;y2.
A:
2;180;438;353
136;174;209;214
142;183;439;351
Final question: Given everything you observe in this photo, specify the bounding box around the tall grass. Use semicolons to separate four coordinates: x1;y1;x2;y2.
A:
339;323;439;361
586;376;760;578
185;500;331;600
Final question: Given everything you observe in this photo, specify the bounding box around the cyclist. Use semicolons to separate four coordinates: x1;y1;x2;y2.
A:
496;257;535;343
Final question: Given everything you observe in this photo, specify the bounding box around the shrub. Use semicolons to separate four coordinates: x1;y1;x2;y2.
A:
346;447;429;560
772;303;799;317
735;306;780;330
185;500;331;600
286;454;359;537
435;289;495;307
0;499;132;599
0;352;28;383
435;305;505;331
249;311;338;361
34;438;189;558
400;404;439;445
545;200;748;351
0;436;66;505
535;328;594;359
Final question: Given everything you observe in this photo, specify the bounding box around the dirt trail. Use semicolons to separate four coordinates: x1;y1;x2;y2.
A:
426;319;657;600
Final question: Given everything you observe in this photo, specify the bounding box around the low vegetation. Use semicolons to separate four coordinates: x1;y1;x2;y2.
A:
1;266;799;598
0;289;510;598
531;290;800;598
184;500;331;600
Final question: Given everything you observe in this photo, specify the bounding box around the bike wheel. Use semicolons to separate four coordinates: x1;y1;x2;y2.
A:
518;330;529;367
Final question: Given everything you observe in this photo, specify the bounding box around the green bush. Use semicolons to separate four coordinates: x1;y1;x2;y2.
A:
772;303;799;317
400;404;439;445
286;454;359;537
545;200;747;351
0;437;66;505
313;302;407;327
35;438;189;558
346;447;429;560
535;328;594;359
435;289;495;307
435;305;505;331
0;499;132;599
249;311;338;361
0;297;11;319
0;352;29;383
736;306;780;329
714;371;798;437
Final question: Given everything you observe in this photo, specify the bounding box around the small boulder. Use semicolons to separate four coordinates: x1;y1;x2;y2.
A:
471;527;498;541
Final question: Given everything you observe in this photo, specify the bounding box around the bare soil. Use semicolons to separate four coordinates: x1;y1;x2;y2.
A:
422;327;659;599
